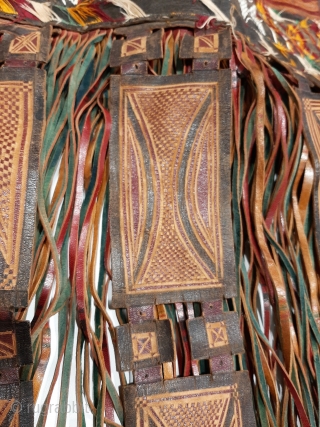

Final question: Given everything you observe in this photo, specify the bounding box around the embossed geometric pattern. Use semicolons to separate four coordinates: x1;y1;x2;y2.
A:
132;332;159;361
206;321;229;348
9;32;40;54
135;386;241;427
0;331;16;359
194;34;219;53
119;82;222;293
159;399;226;426
0;399;13;424
9;411;19;427
0;382;33;427
121;37;147;57
0;82;33;290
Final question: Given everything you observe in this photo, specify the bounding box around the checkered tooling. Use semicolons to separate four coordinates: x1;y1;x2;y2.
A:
158;399;228;427
129;86;213;285
0;82;33;290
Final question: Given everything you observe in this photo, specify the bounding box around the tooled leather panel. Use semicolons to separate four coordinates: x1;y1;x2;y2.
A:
123;371;256;427
0;67;46;308
110;71;236;308
0;24;50;309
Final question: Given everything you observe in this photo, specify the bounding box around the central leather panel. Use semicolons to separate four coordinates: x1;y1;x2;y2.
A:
110;71;236;308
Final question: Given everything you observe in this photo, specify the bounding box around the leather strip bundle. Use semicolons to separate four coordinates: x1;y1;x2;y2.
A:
0;1;320;427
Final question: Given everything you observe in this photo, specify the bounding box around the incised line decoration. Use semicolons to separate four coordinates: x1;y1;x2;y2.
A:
119;82;223;294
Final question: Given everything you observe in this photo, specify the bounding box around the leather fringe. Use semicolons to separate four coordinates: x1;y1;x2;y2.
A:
21;28;320;427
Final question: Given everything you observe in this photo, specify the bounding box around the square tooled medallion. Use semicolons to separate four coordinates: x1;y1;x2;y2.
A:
0;318;32;368
206;321;229;348
110;30;163;67
187;312;244;360
121;37;147;57
132;332;159;361
0;24;51;63
194;33;219;54
180;27;231;61
115;319;174;372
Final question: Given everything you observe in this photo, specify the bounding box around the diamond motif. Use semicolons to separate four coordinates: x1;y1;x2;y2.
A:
0;400;13;424
121;37;147;57
132;332;159;361
194;34;219;53
9;32;40;54
0;331;16;359
206;321;229;348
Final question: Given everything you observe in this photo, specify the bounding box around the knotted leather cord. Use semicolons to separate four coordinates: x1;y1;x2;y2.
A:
15;25;320;427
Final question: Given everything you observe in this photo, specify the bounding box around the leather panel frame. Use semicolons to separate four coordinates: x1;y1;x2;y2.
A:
110;71;236;308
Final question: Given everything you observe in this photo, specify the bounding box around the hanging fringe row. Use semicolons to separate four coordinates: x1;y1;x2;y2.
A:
18;27;320;427
0;0;16;14
0;0;147;26
107;0;147;20
21;0;61;23
198;0;230;22
0;0;319;80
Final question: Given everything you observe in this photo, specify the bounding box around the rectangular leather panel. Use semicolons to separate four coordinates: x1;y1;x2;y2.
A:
0;24;51;63
0;67;45;308
110;71;236;308
122;371;256;427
